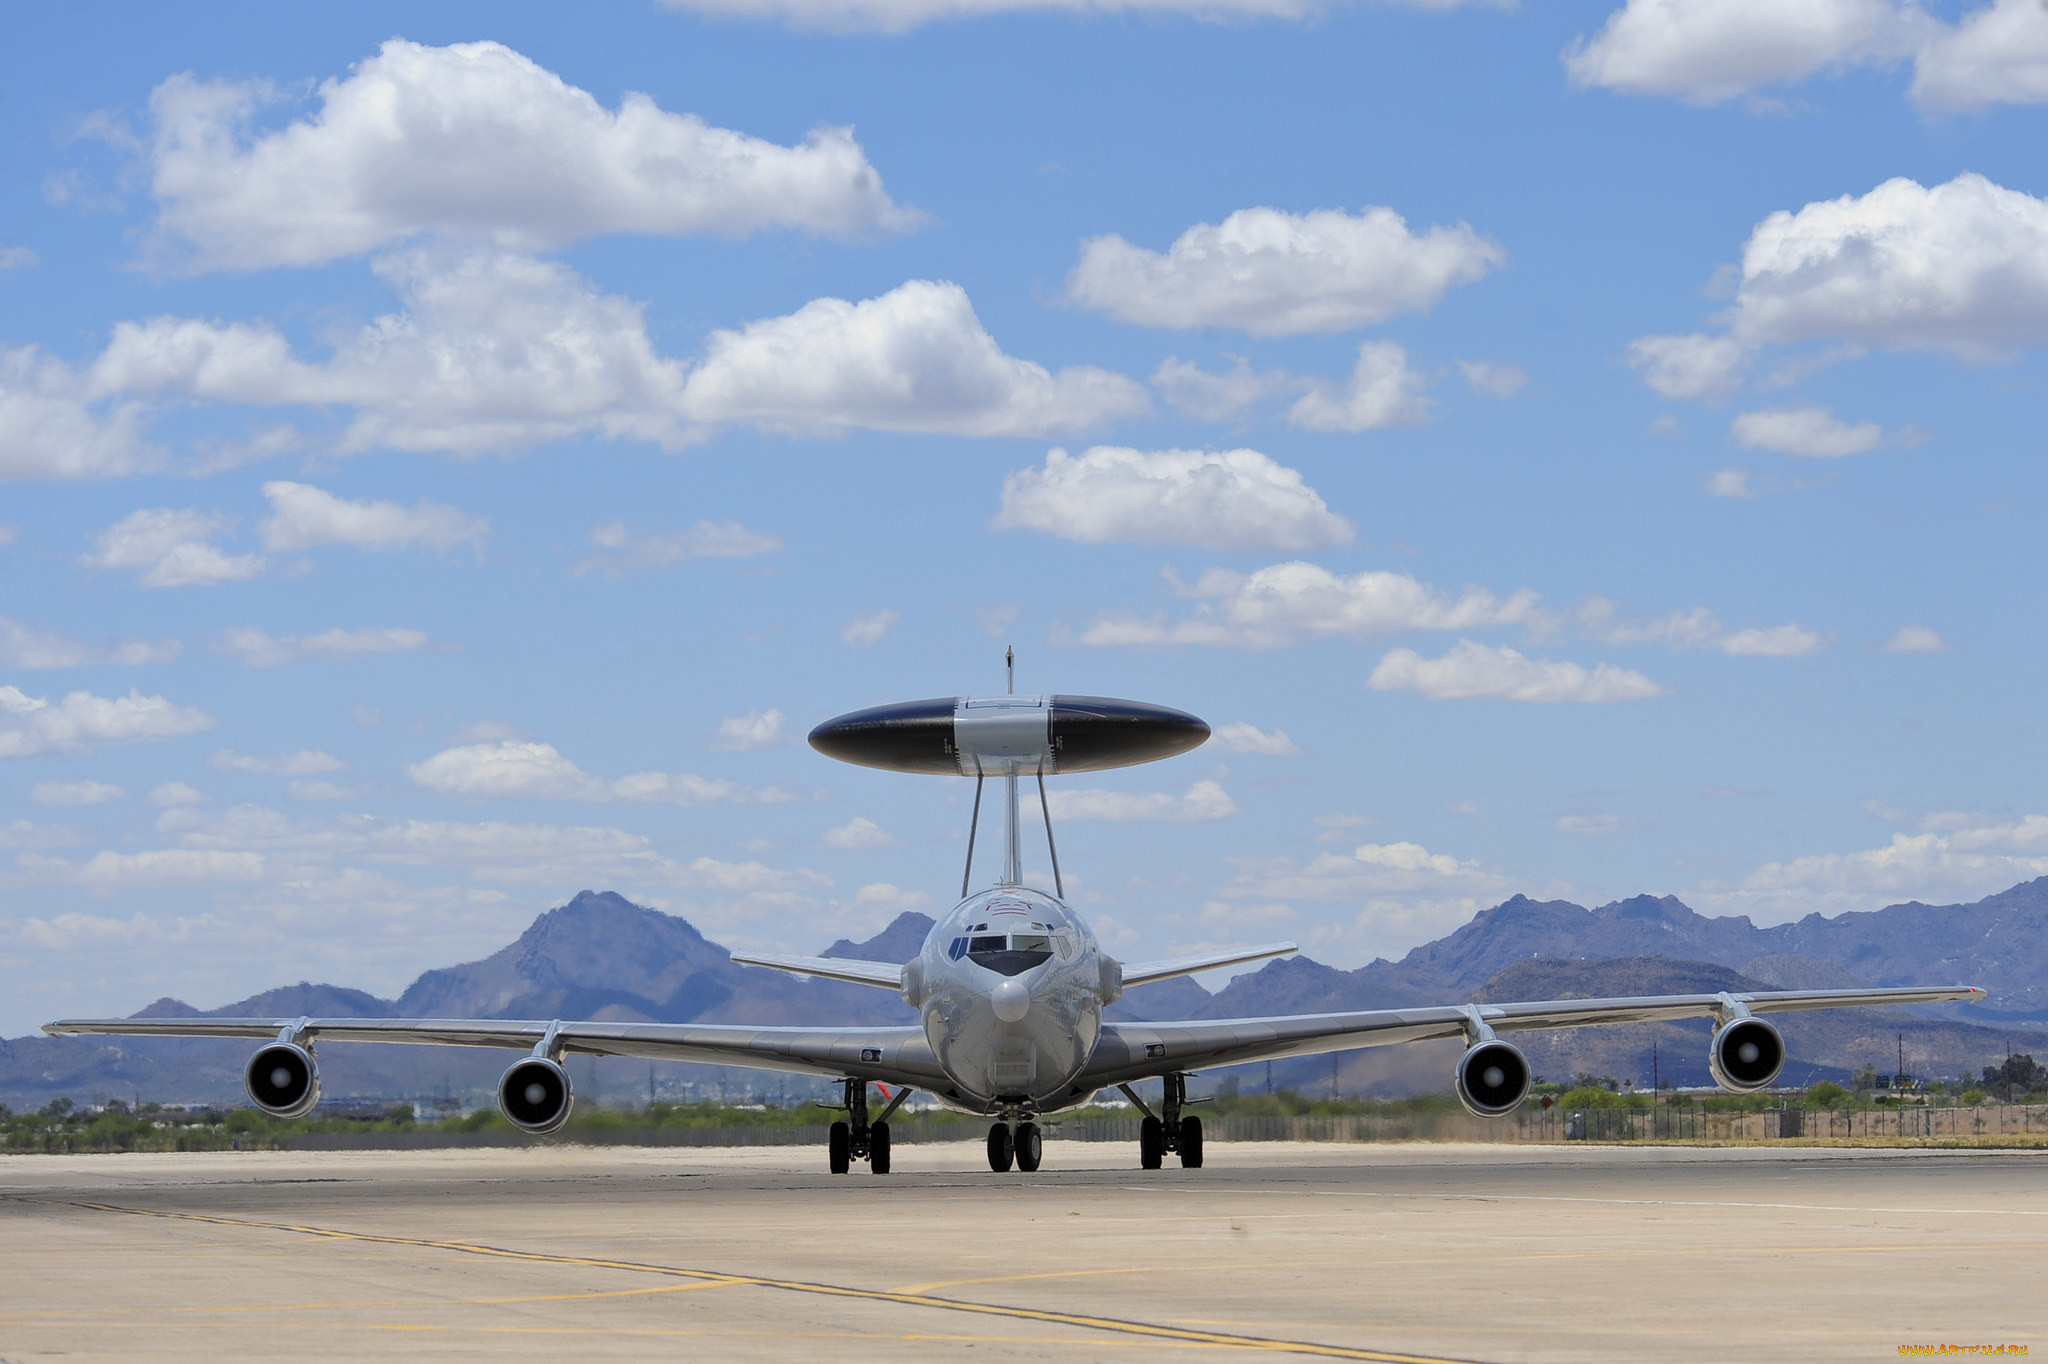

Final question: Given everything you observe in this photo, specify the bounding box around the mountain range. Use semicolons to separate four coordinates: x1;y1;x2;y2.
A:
6;878;2043;1108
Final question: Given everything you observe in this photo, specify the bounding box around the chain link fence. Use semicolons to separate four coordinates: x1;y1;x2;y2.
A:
289;1103;2048;1150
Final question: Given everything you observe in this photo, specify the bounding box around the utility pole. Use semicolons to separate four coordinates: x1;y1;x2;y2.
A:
1652;1042;1659;1096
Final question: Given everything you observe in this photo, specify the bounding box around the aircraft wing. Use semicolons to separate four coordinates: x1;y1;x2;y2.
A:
729;953;903;990
41;1016;944;1090
1076;983;1985;1089
1119;942;1297;989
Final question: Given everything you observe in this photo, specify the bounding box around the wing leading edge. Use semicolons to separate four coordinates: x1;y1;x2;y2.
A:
42;1016;942;1091
1078;983;1985;1090
1119;942;1297;989
728;953;903;990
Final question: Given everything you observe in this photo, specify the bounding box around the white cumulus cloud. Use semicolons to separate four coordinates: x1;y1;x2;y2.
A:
1626;333;1748;402
853;881;931;911
1882;624;1947;653
1151;356;1299;422
1565;0;1925;105
679;279;1149;437
81;508;265;588
1731;405;1885;458
0;615;181;668
1574;598;1827;657
0;346;156;481
993;446;1352;553
1729;174;2048;357
824;816;898;848
572;521;783;577
407;742;609;801
407;740;791;805
1210;721;1300;755
79;263;1143;459
1070;561;1542;650
1706;811;2048;922
712;709;786;751
1287;342;1433;431
1706;468;1755;499
1567;0;2048;113
149;781;207;807
145;39;914;270
1067;206;1503;336
1912;0;2048;111
842;610;900;648
659;0;1506;34
219;626;430;667
260;481;486;552
1457;360;1528;397
209;749;348;776
1631;173;2048;404
1718;625;1829;658
90;252;693;457
1368;640;1664;703
32;780;125;807
0;685;215;758
1047;777;1238;821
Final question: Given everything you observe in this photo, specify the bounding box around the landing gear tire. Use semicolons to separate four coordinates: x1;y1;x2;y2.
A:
1014;1121;1043;1172
1138;1115;1164;1170
987;1122;1015;1172
870;1121;892;1175
1178;1115;1204;1169
828;1120;851;1175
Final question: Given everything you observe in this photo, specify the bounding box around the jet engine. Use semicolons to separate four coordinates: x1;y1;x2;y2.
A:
1709;1018;1785;1093
1454;1039;1531;1117
245;1042;321;1119
498;1056;573;1135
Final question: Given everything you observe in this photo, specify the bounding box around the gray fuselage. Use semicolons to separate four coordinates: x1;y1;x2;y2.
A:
905;885;1112;1114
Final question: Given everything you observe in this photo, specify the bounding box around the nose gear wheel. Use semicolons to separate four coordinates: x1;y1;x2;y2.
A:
986;1122;1014;1172
1014;1121;1043;1172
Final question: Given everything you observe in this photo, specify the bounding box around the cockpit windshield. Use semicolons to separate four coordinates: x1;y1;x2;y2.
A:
949;928;1056;977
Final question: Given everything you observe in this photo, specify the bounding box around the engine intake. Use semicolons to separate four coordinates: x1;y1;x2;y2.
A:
1710;1018;1786;1092
1454;1039;1531;1117
245;1042;320;1119
498;1056;573;1135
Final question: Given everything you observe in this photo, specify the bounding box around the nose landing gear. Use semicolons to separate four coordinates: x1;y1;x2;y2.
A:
825;1078;908;1175
1120;1075;1204;1169
986;1108;1045;1173
986;1121;1013;1172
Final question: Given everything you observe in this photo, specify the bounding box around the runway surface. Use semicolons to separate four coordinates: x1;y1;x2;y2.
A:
3;1139;2042;1361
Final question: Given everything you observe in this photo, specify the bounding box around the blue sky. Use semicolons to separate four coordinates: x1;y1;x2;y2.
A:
3;0;2046;1034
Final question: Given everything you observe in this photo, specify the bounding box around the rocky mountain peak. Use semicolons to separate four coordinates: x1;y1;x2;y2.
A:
824;912;936;963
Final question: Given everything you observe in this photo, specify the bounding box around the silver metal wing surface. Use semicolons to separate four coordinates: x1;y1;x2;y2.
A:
1077;983;1986;1089
43;1016;944;1091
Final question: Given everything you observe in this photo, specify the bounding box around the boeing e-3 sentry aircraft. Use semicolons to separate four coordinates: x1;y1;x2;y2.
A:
46;657;1983;1175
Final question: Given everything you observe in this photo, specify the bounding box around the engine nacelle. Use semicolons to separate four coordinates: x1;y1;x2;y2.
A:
1454;1039;1531;1117
1709;1018;1786;1093
245;1042;320;1119
498;1056;573;1135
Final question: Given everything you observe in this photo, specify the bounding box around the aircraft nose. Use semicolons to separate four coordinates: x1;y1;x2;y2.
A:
990;978;1030;1023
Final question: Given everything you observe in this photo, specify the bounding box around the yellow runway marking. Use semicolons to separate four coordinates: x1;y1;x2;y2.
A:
71;1201;1477;1363
893;1238;2025;1296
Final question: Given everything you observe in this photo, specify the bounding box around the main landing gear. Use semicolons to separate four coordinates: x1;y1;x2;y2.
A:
986;1111;1044;1173
825;1078;910;1175
1123;1074;1204;1170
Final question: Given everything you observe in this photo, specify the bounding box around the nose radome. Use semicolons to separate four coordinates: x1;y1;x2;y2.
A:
991;978;1030;1023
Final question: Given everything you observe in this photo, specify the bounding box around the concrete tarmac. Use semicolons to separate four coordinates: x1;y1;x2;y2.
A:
2;1139;2043;1361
